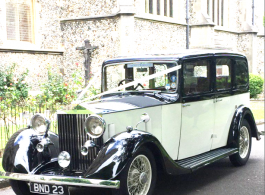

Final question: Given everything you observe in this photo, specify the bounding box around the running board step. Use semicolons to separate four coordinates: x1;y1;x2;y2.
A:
176;148;238;171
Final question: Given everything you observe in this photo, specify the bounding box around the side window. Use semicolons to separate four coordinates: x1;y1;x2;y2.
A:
183;59;211;95
235;59;248;89
216;58;232;90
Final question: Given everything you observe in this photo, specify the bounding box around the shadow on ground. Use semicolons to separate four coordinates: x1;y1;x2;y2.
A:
69;157;263;195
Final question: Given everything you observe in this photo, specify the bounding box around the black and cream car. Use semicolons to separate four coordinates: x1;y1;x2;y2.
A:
1;50;261;195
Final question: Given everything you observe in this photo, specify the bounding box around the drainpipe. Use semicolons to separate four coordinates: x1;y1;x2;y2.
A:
186;0;190;49
252;0;254;26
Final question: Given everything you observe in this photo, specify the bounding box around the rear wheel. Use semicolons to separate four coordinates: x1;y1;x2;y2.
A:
229;119;252;166
112;147;157;195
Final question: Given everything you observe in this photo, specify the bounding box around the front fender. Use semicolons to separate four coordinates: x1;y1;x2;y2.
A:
2;128;59;174
84;130;189;180
227;105;260;148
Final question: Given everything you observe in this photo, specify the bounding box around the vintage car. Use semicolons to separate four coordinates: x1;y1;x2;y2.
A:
0;50;261;195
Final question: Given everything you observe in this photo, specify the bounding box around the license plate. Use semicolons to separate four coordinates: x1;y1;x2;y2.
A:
30;183;68;195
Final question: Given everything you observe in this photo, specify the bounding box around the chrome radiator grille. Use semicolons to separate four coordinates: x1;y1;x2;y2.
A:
57;114;103;172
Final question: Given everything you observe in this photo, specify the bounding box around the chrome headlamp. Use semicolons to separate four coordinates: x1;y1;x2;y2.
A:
58;151;71;168
30;114;50;135
84;115;106;138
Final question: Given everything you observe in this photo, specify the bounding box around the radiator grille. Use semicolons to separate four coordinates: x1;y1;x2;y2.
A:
57;114;103;172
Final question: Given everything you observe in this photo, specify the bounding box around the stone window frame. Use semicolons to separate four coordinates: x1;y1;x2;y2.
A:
145;0;173;18
207;0;225;26
0;0;36;48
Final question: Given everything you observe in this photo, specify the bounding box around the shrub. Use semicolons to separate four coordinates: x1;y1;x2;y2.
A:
0;64;29;106
37;69;78;107
36;67;100;108
0;64;29;139
249;73;264;99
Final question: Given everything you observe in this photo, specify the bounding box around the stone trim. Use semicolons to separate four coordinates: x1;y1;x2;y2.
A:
60;12;134;22
0;47;64;55
257;35;265;37
214;27;258;35
190;23;215;27
134;14;187;26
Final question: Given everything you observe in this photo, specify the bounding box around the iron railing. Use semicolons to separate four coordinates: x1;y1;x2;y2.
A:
0;103;59;156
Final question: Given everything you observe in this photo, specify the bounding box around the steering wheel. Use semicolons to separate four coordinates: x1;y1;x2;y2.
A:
118;79;144;90
118;79;134;86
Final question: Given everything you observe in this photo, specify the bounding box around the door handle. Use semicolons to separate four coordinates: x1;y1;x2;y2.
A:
183;103;191;107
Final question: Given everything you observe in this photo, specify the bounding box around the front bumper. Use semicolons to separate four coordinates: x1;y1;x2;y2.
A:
0;172;120;189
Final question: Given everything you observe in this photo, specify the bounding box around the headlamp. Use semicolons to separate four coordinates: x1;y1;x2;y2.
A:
58;151;71;168
30;114;50;135
85;115;106;138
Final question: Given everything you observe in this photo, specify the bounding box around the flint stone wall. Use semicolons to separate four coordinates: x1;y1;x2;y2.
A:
0;6;4;46
0;0;263;92
36;0;119;50
213;30;238;50
61;17;120;89
256;36;264;75
0;0;119;91
0;52;63;90
134;18;186;53
0;0;118;49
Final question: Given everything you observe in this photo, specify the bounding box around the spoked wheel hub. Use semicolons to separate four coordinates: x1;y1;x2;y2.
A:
139;172;148;184
239;126;250;159
127;155;152;195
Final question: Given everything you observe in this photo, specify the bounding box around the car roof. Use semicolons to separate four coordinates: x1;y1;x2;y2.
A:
103;49;246;65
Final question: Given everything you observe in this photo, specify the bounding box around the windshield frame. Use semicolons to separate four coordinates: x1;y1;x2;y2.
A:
102;60;180;94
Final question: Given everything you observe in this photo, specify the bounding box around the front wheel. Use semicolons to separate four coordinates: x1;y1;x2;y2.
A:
10;180;40;195
229;119;252;166
112;147;157;195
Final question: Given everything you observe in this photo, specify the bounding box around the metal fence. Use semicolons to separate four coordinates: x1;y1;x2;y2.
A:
0;103;59;156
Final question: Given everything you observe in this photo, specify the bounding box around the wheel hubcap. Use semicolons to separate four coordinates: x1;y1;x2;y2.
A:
139;172;148;184
127;155;152;195
239;126;250;159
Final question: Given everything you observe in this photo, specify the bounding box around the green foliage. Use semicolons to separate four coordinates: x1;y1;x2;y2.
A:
36;67;100;108
249;74;264;99
0;64;29;140
37;69;80;107
0;64;29;107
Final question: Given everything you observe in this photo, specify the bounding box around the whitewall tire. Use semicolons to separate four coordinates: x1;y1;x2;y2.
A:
229;119;252;166
112;147;157;195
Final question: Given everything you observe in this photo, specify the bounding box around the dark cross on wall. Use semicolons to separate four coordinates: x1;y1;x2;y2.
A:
76;40;98;86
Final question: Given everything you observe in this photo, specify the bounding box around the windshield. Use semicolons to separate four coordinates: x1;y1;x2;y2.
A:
103;62;178;93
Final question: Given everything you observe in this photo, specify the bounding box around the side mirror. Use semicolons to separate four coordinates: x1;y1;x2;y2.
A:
141;113;150;123
127;113;151;132
135;113;150;130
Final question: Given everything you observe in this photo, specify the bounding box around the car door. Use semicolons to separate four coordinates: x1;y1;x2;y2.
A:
211;57;247;150
178;58;215;160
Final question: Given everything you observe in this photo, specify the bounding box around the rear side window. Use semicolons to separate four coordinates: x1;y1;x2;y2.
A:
183;59;211;95
235;59;248;89
216;58;232;90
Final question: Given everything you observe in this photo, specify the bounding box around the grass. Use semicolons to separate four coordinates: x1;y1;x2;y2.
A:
250;101;265;121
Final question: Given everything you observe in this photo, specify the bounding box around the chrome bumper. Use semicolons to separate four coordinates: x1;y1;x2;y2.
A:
0;172;120;189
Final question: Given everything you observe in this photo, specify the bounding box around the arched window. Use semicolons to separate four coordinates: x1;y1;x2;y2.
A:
5;0;34;43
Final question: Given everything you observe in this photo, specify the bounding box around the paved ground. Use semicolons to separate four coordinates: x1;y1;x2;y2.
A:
1;125;264;195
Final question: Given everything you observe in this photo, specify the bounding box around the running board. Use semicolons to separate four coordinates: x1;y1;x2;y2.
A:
176;148;238;171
